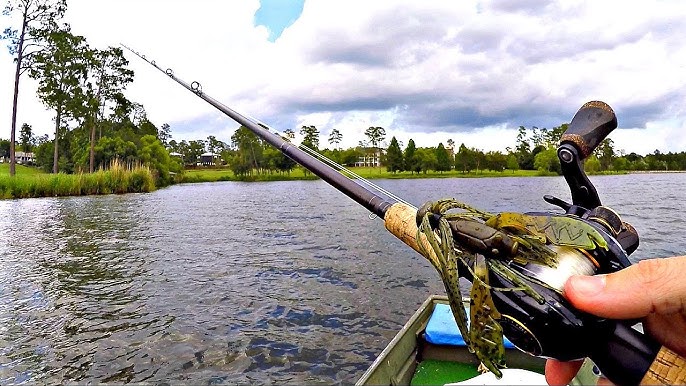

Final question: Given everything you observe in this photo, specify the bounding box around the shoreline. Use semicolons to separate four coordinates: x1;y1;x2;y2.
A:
5;166;681;200
178;167;554;184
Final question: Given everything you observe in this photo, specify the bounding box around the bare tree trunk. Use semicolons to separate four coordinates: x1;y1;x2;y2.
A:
90;70;104;173
10;12;28;177
89;117;95;173
53;108;61;174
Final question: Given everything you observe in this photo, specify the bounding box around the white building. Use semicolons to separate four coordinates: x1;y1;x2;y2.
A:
15;151;35;165
355;148;384;167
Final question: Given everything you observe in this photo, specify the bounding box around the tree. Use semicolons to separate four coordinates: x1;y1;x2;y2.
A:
136;117;158;139
33;138;52;171
530;126;543;147
631;158;648;171
84;46;134;172
533;147;561;174
231;126;262;172
0;139;10;158
283;128;295;141
187;140;207;166
455;143;475;173
175;140;190;164
403;139;419;173
299;125;319;151
435;143;451;172
596;138;615;171
206;135;226;155
2;0;67;175
542;124;567;148
515;126;534;169
364;126;385;164
158;123;171;147
340;148;363;166
94;136;137;168
385;136;403;173
415;148;437;173
584;155;601;173
328;128;342;149
137;134;180;185
506;154;518;173
19;122;33;152
613;156;628;171
30;26;89;173
531;145;546;168
485;151;507;171
263;146;295;174
364;126;386;149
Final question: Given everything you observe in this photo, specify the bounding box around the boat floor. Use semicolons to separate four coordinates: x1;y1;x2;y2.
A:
357;295;599;385
411;359;482;385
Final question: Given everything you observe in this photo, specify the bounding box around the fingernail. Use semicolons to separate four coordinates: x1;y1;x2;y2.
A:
567;275;606;297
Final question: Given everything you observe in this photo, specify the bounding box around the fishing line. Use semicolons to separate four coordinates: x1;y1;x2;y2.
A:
221;107;414;209
284;139;415;209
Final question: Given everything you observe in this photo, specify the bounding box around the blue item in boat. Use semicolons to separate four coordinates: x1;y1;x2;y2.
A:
425;303;515;348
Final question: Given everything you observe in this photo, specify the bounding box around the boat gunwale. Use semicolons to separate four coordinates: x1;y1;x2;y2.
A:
356;295;601;386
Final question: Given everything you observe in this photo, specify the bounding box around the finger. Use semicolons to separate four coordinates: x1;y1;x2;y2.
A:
545;358;584;386
563;256;686;319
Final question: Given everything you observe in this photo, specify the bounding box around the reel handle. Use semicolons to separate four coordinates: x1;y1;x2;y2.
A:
561;101;617;160
557;101;617;210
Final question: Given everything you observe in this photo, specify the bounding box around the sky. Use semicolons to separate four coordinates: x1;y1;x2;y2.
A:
3;0;686;155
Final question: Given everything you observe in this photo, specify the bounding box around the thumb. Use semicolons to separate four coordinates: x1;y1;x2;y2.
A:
563;256;686;319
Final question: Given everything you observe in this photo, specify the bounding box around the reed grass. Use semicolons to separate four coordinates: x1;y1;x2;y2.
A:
0;160;156;199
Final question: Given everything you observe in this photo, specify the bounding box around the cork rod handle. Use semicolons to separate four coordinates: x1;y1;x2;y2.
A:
641;346;686;385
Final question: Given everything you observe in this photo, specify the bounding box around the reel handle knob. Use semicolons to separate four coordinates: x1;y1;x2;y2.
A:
561;101;617;160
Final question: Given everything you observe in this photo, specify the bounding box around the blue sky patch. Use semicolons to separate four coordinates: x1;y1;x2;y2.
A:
254;0;305;42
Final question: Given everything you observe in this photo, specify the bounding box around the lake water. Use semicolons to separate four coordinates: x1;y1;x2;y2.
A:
1;173;685;384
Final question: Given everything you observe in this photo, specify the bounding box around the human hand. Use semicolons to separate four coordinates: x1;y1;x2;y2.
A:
545;256;686;385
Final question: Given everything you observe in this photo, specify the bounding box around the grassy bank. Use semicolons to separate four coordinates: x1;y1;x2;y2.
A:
0;163;44;175
180;166;549;183
180;167;319;183
0;162;628;200
0;162;156;199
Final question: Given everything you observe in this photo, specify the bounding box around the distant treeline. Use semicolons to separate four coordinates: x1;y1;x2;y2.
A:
6;119;686;182
161;124;686;176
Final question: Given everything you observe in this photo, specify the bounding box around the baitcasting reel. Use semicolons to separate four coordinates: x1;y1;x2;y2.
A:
421;101;652;385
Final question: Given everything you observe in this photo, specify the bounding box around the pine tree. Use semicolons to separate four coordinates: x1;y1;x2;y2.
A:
385;136;404;173
404;139;419;174
435;143;451;172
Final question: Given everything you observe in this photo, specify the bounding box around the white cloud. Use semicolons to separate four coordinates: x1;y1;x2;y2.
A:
2;0;686;155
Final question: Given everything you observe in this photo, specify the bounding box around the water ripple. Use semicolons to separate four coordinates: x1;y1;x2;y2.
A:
1;176;685;384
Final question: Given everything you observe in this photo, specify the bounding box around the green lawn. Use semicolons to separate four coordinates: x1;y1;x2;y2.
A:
0;163;550;186
180;167;319;183
181;166;548;183
0;163;45;175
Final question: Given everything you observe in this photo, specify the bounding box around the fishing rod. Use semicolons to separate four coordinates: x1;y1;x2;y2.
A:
123;45;686;385
120;45;396;219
